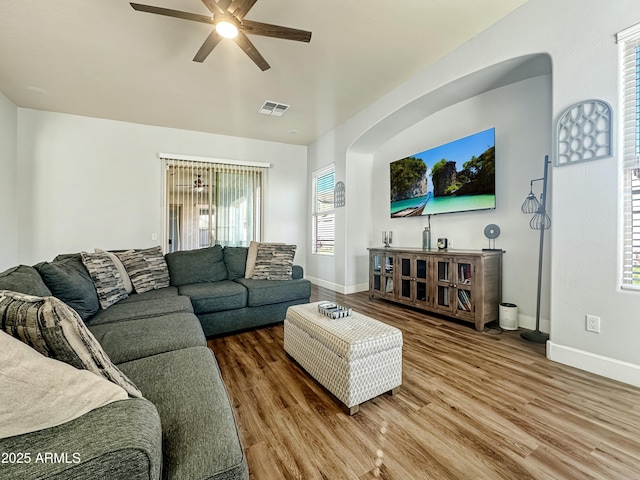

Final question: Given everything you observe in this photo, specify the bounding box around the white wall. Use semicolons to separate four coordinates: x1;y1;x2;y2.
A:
16;110;307;267
372;75;552;328
0;92;18;271
308;0;640;386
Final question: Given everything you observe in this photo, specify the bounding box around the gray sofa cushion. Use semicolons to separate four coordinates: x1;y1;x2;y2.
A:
86;295;194;326
234;277;312;307
223;246;248;280
0;398;162;480
198;298;309;337
119;347;248;480
0;265;52;297
116;286;179;304
165;245;227;286
36;257;100;320
89;312;206;364
178;281;247;314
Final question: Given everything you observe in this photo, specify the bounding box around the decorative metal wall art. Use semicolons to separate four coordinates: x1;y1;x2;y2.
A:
556;99;612;166
334;181;346;207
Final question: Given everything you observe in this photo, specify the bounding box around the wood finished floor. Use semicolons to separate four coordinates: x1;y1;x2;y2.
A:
207;286;640;480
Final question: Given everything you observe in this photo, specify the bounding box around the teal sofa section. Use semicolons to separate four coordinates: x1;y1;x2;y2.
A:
0;244;310;479
164;245;311;337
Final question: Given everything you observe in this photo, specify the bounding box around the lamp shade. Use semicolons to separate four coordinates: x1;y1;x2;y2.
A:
529;210;551;230
521;192;540;214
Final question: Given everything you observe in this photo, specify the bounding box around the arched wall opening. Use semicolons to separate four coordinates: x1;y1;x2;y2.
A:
343;54;553;330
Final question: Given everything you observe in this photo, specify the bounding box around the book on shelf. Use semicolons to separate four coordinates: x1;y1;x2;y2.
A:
458;264;472;284
457;289;472;312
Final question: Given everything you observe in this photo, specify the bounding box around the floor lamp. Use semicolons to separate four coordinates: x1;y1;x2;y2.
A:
520;155;551;343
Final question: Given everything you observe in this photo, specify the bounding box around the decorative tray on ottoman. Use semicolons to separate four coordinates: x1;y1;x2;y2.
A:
317;302;352;319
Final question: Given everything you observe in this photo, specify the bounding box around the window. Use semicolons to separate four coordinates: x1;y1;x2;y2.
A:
163;157;266;252
619;24;640;289
312;164;335;255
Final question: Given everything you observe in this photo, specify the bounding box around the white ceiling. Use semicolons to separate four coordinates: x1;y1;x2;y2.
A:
0;0;528;146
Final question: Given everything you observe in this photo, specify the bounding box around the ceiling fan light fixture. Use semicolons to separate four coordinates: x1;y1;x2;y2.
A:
215;17;239;39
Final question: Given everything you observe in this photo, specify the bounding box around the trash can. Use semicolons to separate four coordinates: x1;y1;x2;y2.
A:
499;303;518;330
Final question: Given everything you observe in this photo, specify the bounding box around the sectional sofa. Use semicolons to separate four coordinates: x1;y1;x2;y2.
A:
0;244;311;479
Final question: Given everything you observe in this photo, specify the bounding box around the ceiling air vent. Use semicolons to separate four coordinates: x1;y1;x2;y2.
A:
258;100;290;117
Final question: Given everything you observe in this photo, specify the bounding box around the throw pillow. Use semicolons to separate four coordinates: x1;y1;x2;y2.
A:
0;330;128;439
36;256;100;320
115;249;155;293
116;246;170;293
140;246;170;289
80;252;128;309
0;290;142;398
244;241;285;278
244;241;260;278
251;244;297;280
95;249;133;294
0;265;52;297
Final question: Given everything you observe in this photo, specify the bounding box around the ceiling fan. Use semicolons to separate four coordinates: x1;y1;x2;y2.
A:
130;0;312;71
177;174;208;192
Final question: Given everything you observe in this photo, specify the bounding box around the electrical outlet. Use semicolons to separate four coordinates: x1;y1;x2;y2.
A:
151;233;158;241
586;314;601;333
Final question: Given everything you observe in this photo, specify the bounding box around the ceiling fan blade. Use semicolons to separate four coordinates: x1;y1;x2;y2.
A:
235;32;270;71
201;0;226;15
242;20;311;42
130;3;213;24
228;0;257;20
193;30;223;63
217;0;234;12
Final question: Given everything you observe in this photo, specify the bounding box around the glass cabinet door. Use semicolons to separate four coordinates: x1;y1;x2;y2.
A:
370;251;395;298
455;260;473;316
384;255;395;295
415;258;428;304
435;259;451;309
370;253;383;295
399;256;412;301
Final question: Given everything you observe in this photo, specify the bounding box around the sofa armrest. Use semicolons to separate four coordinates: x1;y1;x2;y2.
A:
0;398;161;480
292;265;304;280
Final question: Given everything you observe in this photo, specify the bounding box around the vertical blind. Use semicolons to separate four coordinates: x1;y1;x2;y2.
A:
312;164;335;255
164;158;265;252
619;25;640;288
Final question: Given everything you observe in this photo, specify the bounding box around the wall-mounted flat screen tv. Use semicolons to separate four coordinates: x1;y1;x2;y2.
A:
390;127;495;217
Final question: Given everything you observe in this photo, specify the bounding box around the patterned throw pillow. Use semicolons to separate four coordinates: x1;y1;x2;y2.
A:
251;244;297;280
245;241;285;278
95;249;133;294
0;290;142;398
116;246;170;293
80;251;128;309
140;246;170;289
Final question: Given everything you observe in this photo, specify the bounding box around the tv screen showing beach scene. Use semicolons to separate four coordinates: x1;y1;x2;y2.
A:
390;128;495;217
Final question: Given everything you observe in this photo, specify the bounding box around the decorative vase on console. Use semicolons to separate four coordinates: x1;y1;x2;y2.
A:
422;227;431;250
382;231;393;248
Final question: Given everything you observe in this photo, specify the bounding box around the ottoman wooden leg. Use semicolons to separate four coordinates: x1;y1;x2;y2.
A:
389;387;400;396
346;404;360;416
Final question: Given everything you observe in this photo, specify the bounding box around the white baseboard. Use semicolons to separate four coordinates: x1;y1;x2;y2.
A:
345;283;369;294
517;313;550;333
547;341;640;388
306;276;347;294
306;277;369;295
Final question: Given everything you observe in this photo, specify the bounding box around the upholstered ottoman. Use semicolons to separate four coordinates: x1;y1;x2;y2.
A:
284;302;403;414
